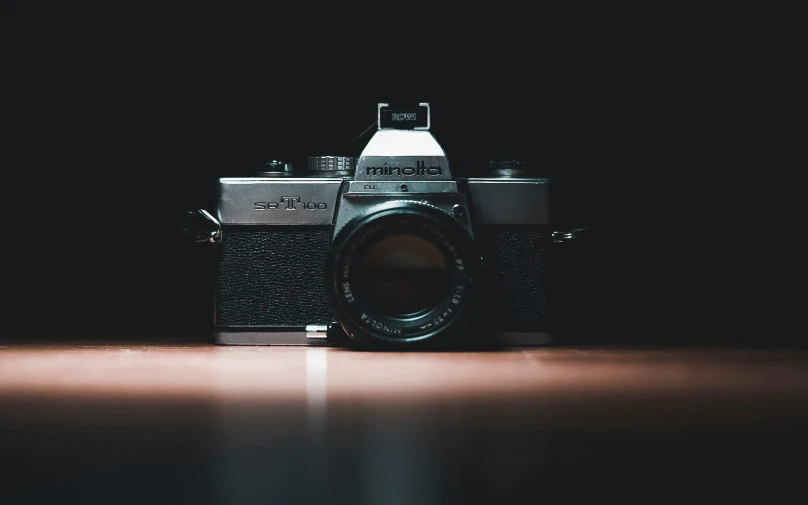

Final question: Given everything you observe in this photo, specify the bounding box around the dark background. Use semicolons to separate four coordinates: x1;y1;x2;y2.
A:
2;7;802;505
1;7;756;345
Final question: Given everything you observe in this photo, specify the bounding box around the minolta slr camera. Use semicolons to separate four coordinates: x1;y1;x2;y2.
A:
194;103;574;349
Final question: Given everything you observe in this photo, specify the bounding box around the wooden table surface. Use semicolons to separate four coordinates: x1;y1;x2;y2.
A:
1;343;807;503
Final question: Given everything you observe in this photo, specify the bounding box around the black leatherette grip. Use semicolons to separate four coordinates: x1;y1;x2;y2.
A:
478;226;551;331
215;226;333;326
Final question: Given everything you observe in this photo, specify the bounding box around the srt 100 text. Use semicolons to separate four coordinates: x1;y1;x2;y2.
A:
254;197;328;210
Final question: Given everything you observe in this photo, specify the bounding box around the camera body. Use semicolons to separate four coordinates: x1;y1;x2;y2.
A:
211;103;555;349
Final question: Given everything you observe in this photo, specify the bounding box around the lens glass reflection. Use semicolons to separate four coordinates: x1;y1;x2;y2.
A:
354;233;450;318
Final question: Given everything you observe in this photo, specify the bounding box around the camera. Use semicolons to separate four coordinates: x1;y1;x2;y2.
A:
195;103;571;349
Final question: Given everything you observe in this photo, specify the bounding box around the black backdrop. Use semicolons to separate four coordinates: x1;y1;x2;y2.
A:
1;7;753;344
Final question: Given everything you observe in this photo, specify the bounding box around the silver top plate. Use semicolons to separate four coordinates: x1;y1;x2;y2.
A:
216;178;343;225
463;178;552;225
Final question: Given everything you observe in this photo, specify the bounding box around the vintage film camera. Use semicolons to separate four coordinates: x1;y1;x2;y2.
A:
192;103;586;349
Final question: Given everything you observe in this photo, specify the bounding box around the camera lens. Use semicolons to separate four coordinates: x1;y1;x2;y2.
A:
353;233;450;318
325;202;479;347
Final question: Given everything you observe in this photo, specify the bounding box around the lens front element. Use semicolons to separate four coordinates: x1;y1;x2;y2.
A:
354;233;450;318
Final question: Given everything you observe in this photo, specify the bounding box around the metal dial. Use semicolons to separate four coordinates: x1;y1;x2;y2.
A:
309;156;356;172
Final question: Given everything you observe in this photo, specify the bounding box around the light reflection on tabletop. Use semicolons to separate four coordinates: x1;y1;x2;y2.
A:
3;344;807;399
1;344;807;503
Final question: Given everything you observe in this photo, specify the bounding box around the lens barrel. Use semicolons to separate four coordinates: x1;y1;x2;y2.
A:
325;201;478;347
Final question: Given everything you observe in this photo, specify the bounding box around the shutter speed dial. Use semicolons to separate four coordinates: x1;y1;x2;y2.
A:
256;157;356;177
309;156;356;173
